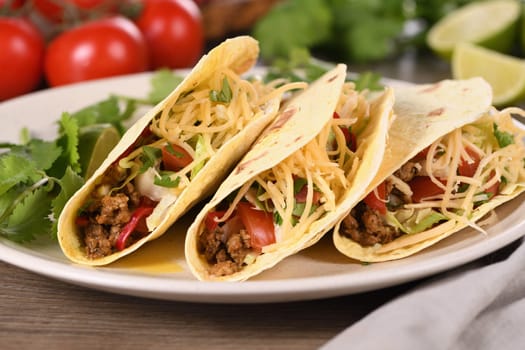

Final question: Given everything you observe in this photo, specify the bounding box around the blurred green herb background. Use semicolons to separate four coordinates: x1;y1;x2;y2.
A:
252;0;481;63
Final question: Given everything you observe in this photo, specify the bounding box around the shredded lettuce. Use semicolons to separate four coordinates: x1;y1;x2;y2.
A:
386;208;447;234
190;135;207;180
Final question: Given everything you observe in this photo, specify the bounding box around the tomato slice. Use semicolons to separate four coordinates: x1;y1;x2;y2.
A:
485;170;500;199
162;143;193;171
413;146;430;161
409;176;446;203
204;210;227;232
236;202;275;250
333;112;357;151
458;147;481;178
363;181;387;215
294;185;321;204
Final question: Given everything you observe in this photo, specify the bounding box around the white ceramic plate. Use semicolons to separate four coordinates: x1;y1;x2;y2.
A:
1;72;524;304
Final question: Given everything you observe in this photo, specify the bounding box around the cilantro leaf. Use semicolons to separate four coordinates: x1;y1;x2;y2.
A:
493;123;514;148
0;154;41;196
50;113;81;177
139;146;161;173
0;186;52;242
51;167;84;237
253;0;332;61
148;69;184;104
28;139;63;171
154;172;180;188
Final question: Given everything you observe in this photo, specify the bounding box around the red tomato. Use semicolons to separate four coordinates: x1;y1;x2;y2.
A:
237;202;275;250
363;181;387;214
409;176;446;203
204;210;227;231
135;0;204;69
0;0;25;10
161;143;193;171
485;170;500;199
333;112;357;151
0;18;45;101
413;146;430;161
44;16;150;86
32;0;111;22
294;185;321;204
458;147;481;178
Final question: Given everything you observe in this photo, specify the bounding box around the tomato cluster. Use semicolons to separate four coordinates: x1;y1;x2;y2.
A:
0;0;205;101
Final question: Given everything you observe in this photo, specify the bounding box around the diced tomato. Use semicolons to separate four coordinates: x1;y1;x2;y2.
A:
237;202;275;250
162;143;193;171
204;210;227;232
363;181;387;215
409;176;446;203
413;146;430;161
458;147;481;178
294;185;321;204
485;170;500;199
333;111;357;151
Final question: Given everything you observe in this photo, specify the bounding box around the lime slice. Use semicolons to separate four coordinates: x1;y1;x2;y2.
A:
427;0;521;60
452;42;525;106
78;124;121;179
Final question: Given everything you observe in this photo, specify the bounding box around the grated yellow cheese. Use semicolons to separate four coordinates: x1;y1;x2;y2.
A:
119;67;307;194
391;107;525;246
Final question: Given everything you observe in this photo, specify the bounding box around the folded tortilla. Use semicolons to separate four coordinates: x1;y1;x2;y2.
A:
333;78;525;262
57;36;307;266
185;64;396;281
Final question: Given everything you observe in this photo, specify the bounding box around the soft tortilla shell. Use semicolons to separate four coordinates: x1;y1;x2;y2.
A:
58;36;279;266
185;65;395;281
332;78;525;262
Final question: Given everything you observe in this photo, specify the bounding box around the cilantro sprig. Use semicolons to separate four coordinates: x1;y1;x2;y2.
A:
0;70;183;243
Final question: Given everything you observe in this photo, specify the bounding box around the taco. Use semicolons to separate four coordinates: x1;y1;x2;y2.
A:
185;64;395;281
57;36;307;266
333;78;525;262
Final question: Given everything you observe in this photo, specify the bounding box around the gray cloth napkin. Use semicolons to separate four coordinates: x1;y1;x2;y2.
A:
322;238;525;350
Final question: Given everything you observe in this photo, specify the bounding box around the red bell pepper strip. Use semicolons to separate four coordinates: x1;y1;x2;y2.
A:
115;202;155;251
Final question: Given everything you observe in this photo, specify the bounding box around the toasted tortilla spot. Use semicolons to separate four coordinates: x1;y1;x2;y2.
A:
327;74;339;82
266;107;298;133
235;151;269;174
419;82;442;94
427;107;445;117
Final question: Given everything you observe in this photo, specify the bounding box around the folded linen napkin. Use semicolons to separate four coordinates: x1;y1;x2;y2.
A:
322;237;525;350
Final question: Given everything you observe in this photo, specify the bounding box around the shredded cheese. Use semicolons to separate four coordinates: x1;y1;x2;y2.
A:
214;83;374;255
395;107;525;244
119;67;307;196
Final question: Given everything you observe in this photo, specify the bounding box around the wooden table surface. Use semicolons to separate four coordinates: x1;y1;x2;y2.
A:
1;51;498;350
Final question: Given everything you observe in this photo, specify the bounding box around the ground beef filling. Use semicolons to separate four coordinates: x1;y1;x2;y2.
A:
198;215;253;276
341;161;421;246
80;164;141;259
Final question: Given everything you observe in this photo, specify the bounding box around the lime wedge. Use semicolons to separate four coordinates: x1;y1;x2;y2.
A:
427;0;521;60
452;42;525;106
78;124;121;179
